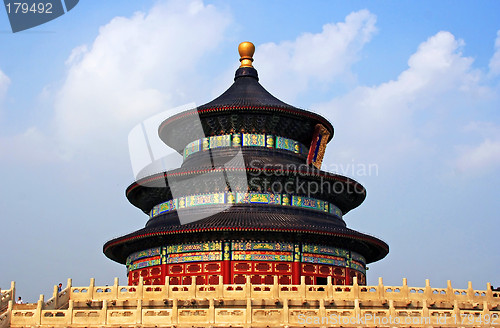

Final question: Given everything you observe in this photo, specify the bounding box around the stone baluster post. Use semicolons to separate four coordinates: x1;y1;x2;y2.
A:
172;298;178;324
467;281;474;299
446;280;453;302
424;279;432;301
402;278;409;300
10;281;15;303
272;276;279;299
35;295;44;325
486;282;494;304
208;298;215;324
164;275;170;299
52;284;59;309
136;299;142;325
282;298;289;325
89;278;95;300
246;298;252;325
101;298;108;326
352;276;359;299
299;276;306;299
245;276;251;299
137;277;144;300
378;277;385;301
326;276;333;298
67;300;74;326
113;277;119;299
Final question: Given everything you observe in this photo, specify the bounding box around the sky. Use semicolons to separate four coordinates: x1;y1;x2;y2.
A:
0;0;499;302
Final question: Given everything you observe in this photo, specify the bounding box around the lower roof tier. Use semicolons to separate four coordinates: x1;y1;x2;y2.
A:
126;163;366;215
103;205;388;265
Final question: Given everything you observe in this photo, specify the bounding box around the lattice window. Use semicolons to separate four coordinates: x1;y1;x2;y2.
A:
250;275;262;284
234;262;251;272
170;265;183;274
302;264;316;273
279;275;291;284
187;264;201;273
205;263;220;272
255;263;271;272
208;275;219;285
233;275;246;284
319;266;331;275
275;263;290;272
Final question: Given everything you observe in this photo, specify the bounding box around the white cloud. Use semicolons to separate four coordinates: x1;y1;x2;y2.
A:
253;10;377;102
489;30;500;76
53;0;231;153
455;138;500;173
0;127;63;163
315;31;485;167
0;68;10;102
454;122;500;174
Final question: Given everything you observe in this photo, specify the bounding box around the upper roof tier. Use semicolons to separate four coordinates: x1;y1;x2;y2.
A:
158;42;334;154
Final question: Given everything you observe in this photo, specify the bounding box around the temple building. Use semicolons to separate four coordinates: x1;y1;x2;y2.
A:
2;42;499;328
103;42;389;287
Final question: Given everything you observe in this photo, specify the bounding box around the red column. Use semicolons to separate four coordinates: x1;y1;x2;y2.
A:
292;262;300;284
292;243;301;285
223;242;231;284
161;264;167;284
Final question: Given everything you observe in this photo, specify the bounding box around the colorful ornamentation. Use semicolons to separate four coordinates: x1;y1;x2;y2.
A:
209;135;231;149
302;244;349;258
126;242;362;273
292;196;327;212
126;247;162;265
167;251;222;264
223;241;231;261
302;254;346;266
185;193;225;207
294;244;301;262
232;241;293;252
243;133;265;147
232;251;293;262
149;192;343;219
266;135;274;148
202;137;209;151
232;133;242;147
329;204;342;218
351;251;366;265
307;124;331;169
183;140;201;159
236;192;281;204
128;256;161;271
182;134;308;160
276;136;299;153
167;241;222;254
350;259;366;274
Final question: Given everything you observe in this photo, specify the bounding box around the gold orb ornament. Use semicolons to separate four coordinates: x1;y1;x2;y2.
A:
238;41;255;68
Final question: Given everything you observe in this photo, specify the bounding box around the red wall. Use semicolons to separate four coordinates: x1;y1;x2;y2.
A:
128;261;365;286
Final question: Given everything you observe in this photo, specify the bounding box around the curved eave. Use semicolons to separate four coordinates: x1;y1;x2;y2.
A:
125;167;366;213
158;73;334;152
103;207;387;265
104;226;388;265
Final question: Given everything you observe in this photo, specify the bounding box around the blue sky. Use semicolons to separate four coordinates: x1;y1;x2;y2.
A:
0;1;499;301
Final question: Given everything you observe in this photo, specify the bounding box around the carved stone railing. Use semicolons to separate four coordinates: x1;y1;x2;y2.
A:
44;279;72;310
0;281;15;314
6;277;500;327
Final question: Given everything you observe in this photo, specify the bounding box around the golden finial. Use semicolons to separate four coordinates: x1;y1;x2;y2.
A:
238;41;255;68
